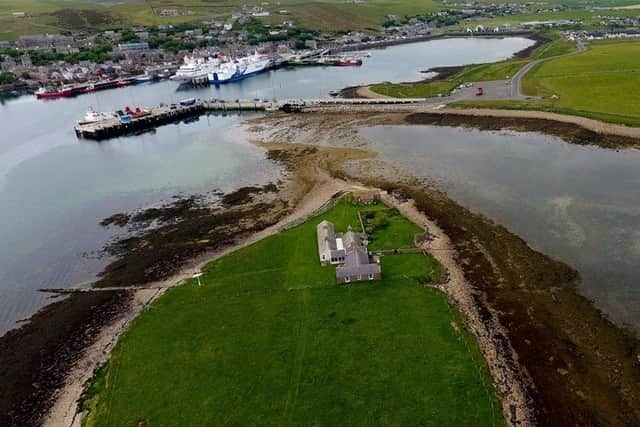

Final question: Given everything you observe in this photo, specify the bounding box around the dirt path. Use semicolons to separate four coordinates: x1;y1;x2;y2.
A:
355;85;391;99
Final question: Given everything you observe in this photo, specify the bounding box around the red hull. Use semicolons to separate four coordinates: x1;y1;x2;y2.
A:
338;59;362;66
35;89;73;99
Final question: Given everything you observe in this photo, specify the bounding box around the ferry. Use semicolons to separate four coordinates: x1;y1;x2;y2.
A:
208;52;270;85
172;56;219;81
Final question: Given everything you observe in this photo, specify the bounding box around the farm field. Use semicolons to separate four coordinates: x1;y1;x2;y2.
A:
0;0;440;39
82;196;503;427
522;39;640;120
455;39;640;126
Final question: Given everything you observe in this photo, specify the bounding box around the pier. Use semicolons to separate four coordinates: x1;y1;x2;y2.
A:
74;97;427;140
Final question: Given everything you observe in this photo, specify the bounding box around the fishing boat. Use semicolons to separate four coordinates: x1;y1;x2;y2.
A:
338;58;362;66
124;106;151;118
35;86;73;99
76;107;114;125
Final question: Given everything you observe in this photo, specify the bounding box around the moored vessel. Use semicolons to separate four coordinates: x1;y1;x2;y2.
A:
35;86;73;99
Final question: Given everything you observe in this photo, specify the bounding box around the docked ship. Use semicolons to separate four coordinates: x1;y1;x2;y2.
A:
172;56;219;81
35;86;73;99
76;107;114;125
208;53;270;84
338;58;362;66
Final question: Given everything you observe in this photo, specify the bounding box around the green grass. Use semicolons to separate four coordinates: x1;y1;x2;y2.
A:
361;207;423;250
487;39;640;125
370;59;528;98
83;197;504;427
0;0;441;39
522;40;640;116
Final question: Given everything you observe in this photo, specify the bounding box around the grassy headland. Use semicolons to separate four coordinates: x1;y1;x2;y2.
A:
452;39;640;126
83;196;503;426
245;112;640;425
370;33;573;99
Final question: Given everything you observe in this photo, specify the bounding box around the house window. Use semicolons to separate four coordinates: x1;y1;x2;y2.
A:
368;274;374;280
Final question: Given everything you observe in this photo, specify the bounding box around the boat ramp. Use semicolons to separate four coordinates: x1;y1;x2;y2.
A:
74;97;426;141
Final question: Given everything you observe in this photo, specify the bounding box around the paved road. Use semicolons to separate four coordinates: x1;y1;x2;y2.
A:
510;40;587;98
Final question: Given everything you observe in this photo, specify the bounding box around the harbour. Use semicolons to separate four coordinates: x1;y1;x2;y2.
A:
0;36;535;334
73;97;428;140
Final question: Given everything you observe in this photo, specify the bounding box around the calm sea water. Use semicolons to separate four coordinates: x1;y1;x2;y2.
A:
360;126;640;330
0;37;533;335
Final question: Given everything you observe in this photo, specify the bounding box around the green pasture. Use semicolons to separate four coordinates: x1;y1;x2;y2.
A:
82;196;503;427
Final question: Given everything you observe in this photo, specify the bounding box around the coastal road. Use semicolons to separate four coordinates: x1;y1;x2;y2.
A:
510;39;587;98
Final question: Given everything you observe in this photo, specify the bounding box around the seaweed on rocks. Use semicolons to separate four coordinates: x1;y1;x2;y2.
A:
96;190;287;288
405;112;640;149
220;184;279;208
0;291;131;427
368;180;640;426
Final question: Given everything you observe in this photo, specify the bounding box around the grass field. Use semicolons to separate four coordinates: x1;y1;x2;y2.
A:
522;39;640;118
361;207;424;250
0;0;441;39
83;196;503;426
454;39;640;126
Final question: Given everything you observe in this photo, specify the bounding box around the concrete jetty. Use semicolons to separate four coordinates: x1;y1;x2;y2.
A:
74;97;426;141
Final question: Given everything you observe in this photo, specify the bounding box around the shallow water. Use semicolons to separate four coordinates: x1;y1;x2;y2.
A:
0;36;533;335
360;125;640;330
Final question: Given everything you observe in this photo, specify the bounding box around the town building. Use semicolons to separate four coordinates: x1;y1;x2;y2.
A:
117;42;150;52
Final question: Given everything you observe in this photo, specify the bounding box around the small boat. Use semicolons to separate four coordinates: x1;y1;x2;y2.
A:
135;75;154;84
338;58;362;66
179;98;196;106
117;79;133;87
124;106;151;118
329;90;339;97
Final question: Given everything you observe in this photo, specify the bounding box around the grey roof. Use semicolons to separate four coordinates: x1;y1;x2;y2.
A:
330;249;346;259
336;247;381;278
342;225;367;251
317;220;337;251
